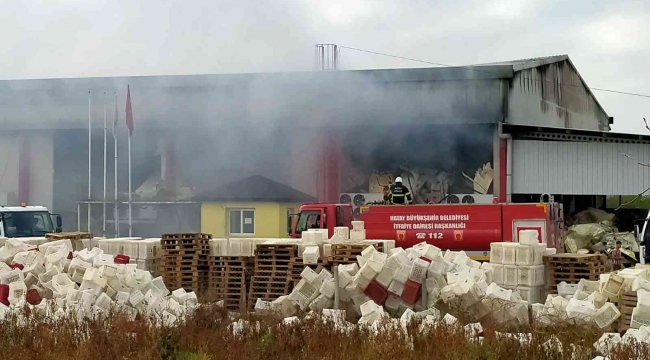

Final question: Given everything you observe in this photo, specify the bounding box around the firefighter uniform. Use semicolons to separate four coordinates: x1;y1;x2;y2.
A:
389;177;413;205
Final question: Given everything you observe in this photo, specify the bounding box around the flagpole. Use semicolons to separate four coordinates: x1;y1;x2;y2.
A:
87;91;92;233
114;92;119;238
128;132;132;237
103;91;107;237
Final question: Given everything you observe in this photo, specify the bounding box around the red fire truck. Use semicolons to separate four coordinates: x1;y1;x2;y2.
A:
289;202;564;260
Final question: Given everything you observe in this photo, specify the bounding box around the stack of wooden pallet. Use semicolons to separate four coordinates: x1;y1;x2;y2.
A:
207;256;253;311
286;256;328;291
543;253;607;294
327;242;385;266
46;232;93;251
247;243;297;309
614;291;637;333
159;233;211;292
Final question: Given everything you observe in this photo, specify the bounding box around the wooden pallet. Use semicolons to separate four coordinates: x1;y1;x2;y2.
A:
543;253;606;264
615;291;637;333
161;249;210;256
46;232;93;240
544;253;607;292
162;233;212;240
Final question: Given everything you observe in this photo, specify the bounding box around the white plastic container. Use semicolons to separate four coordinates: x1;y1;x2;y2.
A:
594;302;621;329
517;285;544;304
515;245;535;266
351;221;365;231
566;298;596;320
577;279;601;294
302;246;320;265
517;265;545;286
334;227;350;240
631;306;650;329
533;243;547;265
408;259;429;284
518;230;539;245
486;283;512;301
350;229;366;241
492;264;504;285
502;243;517;265
602;273;625;299
490;242;503;264
557;282;579;296
504;265;518;286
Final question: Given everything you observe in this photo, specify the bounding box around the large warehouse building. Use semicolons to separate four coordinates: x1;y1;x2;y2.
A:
0;54;646;236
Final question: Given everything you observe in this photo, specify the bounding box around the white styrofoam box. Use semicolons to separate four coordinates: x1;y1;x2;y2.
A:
633;277;650;292
334;227;350;240
138;239;162;259
517;286;544;304
427;258;447;276
302;246;320;265
426;273;447;290
639;289;650;310
388;280;405;296
545;248;557;256
502;243;517;265
351;221;364;231
533;243;547;265
517;265;545;286
631;306;650;329
359;262;379;280
602;273;624;299
295;279;319;303
393;264;411;284
376;264;398;288
620;268;647;280
557;281;579;297
577;279;600;294
408;258;429;284
323;244;332;258
594;302;621;329
490;242;504;264
209;239;227;257
566;298;596;319
319;279;335;298
300;267;319;283
504;265;518;286
301;231;321;245
515;245;534;266
339;263;359;276
385;294;401;314
518;230;539;245
350;229;366;241
8;281;26;304
486;283;512;301
307;229;329;241
492;264;504;285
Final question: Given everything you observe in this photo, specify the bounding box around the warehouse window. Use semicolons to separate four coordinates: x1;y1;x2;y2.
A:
229;209;255;235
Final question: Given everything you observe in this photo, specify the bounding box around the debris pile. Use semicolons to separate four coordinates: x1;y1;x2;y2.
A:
565;208;638;258
0;238;196;324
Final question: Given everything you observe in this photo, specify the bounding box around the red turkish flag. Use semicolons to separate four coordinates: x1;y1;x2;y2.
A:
125;85;134;136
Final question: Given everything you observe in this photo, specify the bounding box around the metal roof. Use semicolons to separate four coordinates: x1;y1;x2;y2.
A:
198;175;317;203
471;55;608;120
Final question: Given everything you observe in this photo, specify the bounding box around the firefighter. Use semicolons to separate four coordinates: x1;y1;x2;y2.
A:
389;177;413;205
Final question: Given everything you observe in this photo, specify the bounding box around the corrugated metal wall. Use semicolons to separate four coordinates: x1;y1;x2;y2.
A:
513;140;650;195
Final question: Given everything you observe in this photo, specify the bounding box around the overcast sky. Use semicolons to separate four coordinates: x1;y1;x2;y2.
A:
2;0;648;133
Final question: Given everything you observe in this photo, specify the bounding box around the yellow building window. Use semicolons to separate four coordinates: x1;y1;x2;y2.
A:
229;208;255;235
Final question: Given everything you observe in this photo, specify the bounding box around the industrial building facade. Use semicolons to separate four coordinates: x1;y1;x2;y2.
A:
0;54;643;235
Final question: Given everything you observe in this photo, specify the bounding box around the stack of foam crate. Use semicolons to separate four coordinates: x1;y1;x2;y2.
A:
247;243;297;309
489;230;548;304
159;233;211;292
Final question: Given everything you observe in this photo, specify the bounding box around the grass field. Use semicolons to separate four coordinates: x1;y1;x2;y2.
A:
1;304;648;360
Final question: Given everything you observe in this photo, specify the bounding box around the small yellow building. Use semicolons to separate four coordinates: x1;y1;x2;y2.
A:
200;175;317;238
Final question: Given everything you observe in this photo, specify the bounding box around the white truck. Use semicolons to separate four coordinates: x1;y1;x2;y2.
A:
0;205;62;238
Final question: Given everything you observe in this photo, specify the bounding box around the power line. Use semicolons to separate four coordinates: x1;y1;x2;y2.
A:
339;45;650;99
